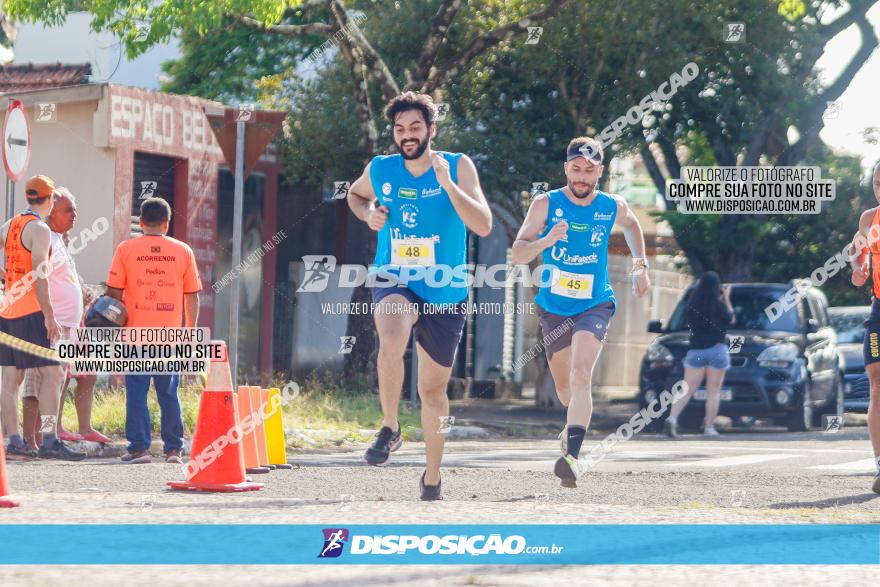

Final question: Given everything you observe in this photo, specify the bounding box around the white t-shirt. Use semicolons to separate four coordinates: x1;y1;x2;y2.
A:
48;231;84;328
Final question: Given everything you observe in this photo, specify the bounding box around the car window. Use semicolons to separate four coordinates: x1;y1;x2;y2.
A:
666;288;801;332
829;310;869;344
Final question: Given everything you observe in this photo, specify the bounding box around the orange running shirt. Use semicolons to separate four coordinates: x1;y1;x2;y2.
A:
1;212;44;319
869;208;880;299
106;235;202;327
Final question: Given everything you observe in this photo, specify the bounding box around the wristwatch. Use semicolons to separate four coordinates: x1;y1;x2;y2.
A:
631;257;649;274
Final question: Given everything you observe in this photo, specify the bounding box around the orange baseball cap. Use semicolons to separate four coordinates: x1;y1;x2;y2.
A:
25;175;56;201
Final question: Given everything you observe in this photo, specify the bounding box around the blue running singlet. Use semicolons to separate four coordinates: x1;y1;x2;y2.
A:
534;188;617;316
368;152;468;305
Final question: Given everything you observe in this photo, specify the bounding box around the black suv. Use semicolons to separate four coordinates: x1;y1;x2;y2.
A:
640;282;844;432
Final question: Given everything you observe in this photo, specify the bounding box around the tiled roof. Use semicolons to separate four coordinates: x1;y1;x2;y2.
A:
0;62;91;93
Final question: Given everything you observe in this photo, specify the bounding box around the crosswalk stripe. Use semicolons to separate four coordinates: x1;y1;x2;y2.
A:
808;458;877;471
665;453;799;467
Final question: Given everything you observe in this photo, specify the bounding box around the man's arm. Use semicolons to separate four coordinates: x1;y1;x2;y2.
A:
614;196;650;298
851;208;874;286
434;154;492;237
184;293;200;328
0;220;9;282
105;286;123;301
510;195;567;265
347;162;388;231
24;222;61;341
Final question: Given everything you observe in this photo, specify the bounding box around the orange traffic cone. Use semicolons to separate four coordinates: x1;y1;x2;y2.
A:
263;388;292;469
168;341;263;492
249;386;275;470
236;385;270;474
0;429;20;508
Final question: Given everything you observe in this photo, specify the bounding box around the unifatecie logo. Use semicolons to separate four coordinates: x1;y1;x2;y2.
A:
318;528;349;558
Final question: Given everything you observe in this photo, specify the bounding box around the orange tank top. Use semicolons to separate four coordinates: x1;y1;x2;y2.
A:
1;213;43;319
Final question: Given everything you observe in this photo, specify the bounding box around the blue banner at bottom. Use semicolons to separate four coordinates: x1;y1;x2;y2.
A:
0;525;878;564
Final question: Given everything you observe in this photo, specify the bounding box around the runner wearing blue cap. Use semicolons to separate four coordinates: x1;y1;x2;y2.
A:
512;137;650;487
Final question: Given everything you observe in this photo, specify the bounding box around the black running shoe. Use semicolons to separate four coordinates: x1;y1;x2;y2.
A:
419;471;442;501
38;440;86;461
5;443;38;460
554;454;581;488
873;473;880;495
364;425;402;465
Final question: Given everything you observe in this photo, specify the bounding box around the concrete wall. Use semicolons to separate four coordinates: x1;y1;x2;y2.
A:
11;99;117;286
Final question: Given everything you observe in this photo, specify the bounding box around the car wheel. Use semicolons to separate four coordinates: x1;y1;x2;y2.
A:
678;410;704;431
785;381;813;432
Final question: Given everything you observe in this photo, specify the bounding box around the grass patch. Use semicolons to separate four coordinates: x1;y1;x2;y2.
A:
67;376;419;447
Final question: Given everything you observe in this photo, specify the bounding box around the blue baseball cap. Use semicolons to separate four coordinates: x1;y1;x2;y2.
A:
566;139;604;165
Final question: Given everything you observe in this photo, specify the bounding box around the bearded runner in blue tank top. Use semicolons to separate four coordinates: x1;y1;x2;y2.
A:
346;92;492;500
512;136;651;488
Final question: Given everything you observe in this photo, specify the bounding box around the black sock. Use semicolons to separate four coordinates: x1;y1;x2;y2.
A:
566;426;586;458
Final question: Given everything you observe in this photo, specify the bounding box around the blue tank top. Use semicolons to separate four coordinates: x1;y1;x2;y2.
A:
534;189;618;316
369;151;468;304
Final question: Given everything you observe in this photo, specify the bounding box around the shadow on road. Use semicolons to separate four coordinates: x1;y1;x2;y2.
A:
769;492;879;509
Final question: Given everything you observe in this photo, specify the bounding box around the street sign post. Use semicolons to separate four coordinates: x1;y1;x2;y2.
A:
2;99;31;220
204;106;285;384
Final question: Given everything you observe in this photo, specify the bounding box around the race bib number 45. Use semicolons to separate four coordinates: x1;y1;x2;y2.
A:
391;237;436;266
551;268;594;299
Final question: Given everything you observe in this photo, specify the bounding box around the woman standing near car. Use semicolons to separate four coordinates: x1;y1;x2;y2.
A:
665;272;734;437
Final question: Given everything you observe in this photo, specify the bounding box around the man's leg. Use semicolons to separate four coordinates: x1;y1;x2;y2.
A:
865;363;880;492
21;369;39;447
56;374;72;435
73;375;100;435
375;294;418;430
153;374;184;454
547;346;572;407
363;294;417;465
566;330;603;430
34;365;66;448
0;366;24;444
415;343;453;487
124;375;153;454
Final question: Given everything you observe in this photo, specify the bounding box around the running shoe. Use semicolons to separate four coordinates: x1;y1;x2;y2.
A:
38;440;86;461
364;425;402;466
120;449;152;464
872;473;880;495
165;449;183;465
554;454;581;488
703;426;720;437
5;442;38;460
558;426;567;455
419;471;442;501
664;417;678;438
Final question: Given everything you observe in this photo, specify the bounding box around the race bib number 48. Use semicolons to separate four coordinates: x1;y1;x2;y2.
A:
551;268;594;299
391;237;436;266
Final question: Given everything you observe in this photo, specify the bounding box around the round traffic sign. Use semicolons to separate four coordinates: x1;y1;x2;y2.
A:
3;100;31;182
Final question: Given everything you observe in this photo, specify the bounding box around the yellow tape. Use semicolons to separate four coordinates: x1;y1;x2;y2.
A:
0;331;70;363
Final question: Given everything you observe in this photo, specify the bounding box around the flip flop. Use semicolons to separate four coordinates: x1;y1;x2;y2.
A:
81;431;112;444
58;430;84;442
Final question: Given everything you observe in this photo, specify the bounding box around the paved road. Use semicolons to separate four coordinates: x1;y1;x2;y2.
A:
3;427;879;585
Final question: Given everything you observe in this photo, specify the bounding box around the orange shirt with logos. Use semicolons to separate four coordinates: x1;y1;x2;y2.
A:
106;235;202;327
1;212;44;319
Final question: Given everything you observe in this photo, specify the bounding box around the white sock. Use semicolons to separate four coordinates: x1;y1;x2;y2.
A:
875;456;880;475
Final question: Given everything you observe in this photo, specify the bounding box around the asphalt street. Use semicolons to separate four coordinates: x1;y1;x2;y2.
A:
2;423;879;586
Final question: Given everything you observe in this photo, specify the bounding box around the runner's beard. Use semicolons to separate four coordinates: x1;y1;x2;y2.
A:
396;132;430;160
568;180;595;199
